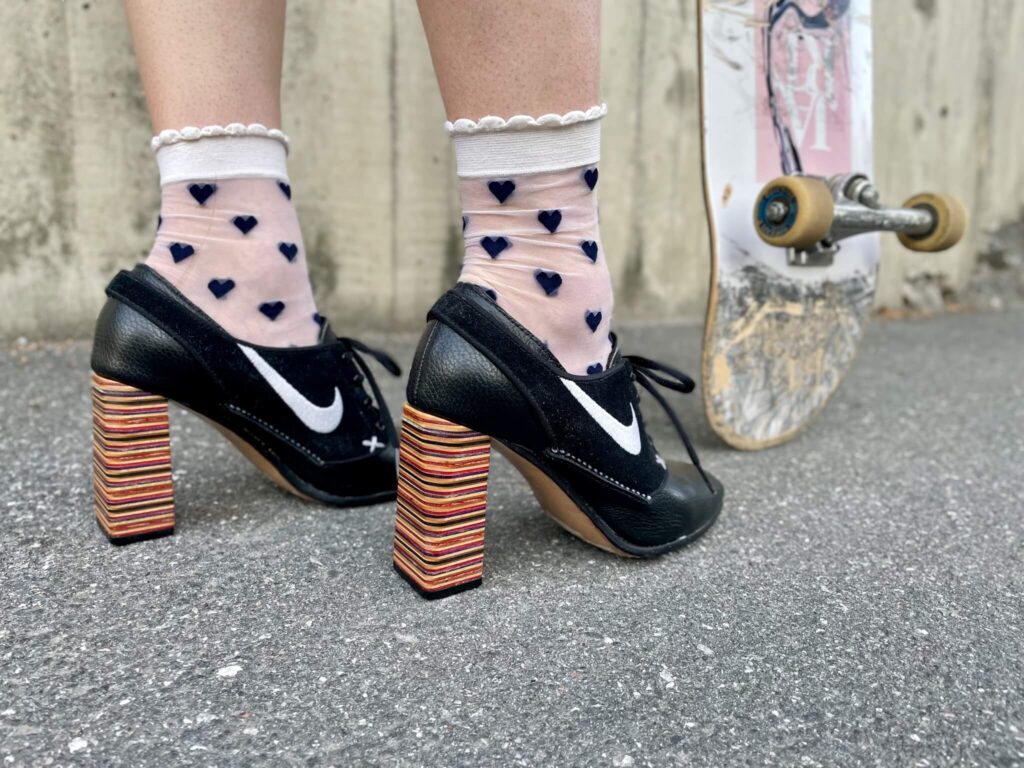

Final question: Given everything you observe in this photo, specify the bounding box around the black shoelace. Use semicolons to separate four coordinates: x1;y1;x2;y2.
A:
341;339;401;435
624;355;714;493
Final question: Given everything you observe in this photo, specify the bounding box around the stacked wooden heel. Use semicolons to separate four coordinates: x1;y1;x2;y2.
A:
393;403;491;598
91;372;175;543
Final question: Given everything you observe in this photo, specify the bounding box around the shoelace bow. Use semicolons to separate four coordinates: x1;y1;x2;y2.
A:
342;338;401;434
624;355;714;493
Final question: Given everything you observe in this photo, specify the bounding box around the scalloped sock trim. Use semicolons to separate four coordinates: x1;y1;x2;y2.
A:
449;104;606;178
151;123;290;151
445;104;607;135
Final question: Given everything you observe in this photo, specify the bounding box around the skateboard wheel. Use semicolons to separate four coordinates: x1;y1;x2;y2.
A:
753;176;834;251
897;193;968;252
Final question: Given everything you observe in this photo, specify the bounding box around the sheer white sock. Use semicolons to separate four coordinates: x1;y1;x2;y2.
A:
144;126;320;347
450;106;612;375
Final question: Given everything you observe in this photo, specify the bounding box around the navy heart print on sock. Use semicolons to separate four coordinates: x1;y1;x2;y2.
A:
580;241;599;262
462;215;468;232
278;242;299;262
538;210;562;233
278;181;292;199
233;215;258;234
587;363;604;375
534;270;562;296
584;168;599;190
585;310;602;332
312;312;325;327
481;236;509;258
188;183;217;205
156;215;162;231
488;180;515;204
484;289;497;301
207;278;235;299
259;301;286;320
168;242;194;263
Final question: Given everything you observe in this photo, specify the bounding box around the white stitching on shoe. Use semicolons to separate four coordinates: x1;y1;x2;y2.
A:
226;405;326;466
549;448;652;502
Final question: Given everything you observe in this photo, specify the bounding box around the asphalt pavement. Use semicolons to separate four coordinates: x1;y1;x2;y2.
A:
1;310;1021;766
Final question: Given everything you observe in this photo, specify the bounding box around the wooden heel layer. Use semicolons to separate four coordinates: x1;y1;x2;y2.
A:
393;404;490;595
91;372;175;541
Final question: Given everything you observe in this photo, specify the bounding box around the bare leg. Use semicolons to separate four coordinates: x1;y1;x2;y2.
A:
124;0;285;131
416;1;612;376
416;0;600;119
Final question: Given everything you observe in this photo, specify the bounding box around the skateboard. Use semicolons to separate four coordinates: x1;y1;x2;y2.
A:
697;0;966;450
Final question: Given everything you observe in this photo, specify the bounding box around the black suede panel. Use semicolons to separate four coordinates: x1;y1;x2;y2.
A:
423;284;665;496
90;265;398;504
404;283;724;552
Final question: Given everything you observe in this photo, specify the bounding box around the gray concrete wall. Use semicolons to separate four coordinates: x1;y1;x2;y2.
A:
1;1;1021;339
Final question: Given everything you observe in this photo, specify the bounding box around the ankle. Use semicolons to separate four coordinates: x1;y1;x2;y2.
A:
143;125;320;347
448;105;613;375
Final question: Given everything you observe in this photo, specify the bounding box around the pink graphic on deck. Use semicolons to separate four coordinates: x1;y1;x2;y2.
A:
756;0;852;182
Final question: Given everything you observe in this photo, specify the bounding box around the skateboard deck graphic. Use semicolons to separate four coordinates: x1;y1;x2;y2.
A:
699;0;877;449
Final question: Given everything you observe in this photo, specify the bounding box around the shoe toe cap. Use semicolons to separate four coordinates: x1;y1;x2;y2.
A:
658;464;724;541
604;464;723;553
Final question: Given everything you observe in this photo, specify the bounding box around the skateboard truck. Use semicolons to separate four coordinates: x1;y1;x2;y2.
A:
754;173;968;267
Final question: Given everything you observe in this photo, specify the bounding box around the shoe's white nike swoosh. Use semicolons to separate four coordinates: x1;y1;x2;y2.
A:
238;344;343;434
560;378;642;455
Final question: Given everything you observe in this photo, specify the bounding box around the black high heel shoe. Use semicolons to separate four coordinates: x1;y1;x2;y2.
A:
90;265;400;544
393;283;724;597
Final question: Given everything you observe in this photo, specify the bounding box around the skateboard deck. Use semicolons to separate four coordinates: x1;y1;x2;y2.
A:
698;0;877;449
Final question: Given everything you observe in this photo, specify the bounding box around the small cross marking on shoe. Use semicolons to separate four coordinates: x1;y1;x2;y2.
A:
362;436;384;453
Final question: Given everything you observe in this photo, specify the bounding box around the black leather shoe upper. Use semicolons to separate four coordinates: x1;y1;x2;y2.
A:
407;283;723;554
92;265;400;505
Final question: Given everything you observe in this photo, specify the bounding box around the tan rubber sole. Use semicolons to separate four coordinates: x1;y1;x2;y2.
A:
493;443;631;558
